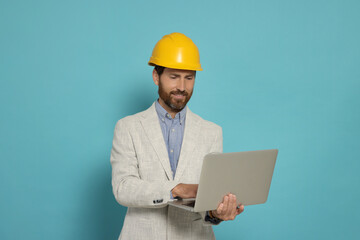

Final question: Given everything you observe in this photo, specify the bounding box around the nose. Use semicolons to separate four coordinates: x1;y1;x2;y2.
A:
177;78;185;91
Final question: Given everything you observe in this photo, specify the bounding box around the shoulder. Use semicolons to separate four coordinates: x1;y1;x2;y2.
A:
188;109;222;133
114;103;155;128
116;111;143;125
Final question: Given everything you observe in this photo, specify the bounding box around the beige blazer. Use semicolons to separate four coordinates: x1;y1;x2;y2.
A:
110;102;223;240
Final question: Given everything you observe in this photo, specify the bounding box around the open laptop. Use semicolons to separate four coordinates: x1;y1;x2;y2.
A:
168;149;278;212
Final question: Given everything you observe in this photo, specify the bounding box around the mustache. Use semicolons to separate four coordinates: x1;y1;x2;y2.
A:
170;90;188;96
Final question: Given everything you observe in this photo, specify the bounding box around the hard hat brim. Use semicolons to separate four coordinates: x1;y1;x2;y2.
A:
148;61;203;71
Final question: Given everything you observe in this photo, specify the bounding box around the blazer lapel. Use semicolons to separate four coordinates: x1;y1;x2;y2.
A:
174;108;201;181
140;103;173;180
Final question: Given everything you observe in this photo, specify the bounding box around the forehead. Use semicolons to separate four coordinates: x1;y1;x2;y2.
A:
164;68;196;76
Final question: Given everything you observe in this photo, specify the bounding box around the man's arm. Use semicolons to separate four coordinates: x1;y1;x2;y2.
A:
200;126;245;223
199;125;224;224
111;119;179;208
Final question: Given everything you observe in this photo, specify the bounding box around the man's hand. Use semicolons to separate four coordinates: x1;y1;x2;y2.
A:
211;194;244;221
171;184;198;199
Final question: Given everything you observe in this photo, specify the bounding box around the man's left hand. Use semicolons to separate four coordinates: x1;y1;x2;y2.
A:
211;194;244;221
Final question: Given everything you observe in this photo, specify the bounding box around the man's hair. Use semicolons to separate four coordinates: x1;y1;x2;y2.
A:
154;65;165;77
154;65;197;78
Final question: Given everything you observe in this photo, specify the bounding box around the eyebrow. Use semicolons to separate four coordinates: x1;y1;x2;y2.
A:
170;73;195;77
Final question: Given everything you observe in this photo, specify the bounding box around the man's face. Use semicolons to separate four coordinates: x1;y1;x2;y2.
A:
153;68;195;113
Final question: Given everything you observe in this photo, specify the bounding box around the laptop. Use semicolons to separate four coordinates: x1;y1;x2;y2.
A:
168;149;278;212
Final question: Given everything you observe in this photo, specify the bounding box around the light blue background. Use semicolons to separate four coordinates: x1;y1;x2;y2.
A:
1;0;359;239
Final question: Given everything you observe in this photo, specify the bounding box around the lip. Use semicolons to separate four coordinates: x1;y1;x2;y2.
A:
172;94;185;100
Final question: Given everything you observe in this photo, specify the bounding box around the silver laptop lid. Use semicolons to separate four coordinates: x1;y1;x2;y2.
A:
194;149;278;212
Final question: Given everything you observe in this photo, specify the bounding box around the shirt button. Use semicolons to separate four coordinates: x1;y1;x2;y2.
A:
172;128;175;132
162;118;165;122
170;149;173;153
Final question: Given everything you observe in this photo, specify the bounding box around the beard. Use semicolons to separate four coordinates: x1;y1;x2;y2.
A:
158;81;193;113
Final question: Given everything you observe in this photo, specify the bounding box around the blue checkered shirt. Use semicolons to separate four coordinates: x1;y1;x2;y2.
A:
155;100;186;178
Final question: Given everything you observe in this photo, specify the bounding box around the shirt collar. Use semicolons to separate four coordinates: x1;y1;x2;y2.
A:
155;99;187;123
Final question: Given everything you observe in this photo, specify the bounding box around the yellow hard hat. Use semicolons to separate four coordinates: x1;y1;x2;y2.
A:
148;32;203;71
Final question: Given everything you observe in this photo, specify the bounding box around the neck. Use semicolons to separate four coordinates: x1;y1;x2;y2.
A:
158;98;179;119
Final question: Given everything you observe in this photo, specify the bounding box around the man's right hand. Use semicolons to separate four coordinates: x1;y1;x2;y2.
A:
171;184;198;199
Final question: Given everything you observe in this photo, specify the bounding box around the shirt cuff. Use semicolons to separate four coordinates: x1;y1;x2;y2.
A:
170;191;174;199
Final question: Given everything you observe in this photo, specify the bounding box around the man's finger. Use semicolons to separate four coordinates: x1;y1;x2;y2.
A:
229;194;237;216
222;195;229;213
236;204;245;215
231;194;237;207
216;203;224;215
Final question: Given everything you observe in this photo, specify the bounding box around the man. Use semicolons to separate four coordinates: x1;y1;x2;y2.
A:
110;32;244;240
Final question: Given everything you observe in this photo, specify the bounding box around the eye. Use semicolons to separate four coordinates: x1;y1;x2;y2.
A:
186;76;193;80
170;75;177;79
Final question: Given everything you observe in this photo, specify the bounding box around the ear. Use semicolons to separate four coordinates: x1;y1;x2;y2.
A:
152;69;159;86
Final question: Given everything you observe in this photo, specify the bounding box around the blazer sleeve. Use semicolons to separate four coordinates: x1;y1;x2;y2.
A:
209;125;223;154
200;125;224;225
110;119;180;208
